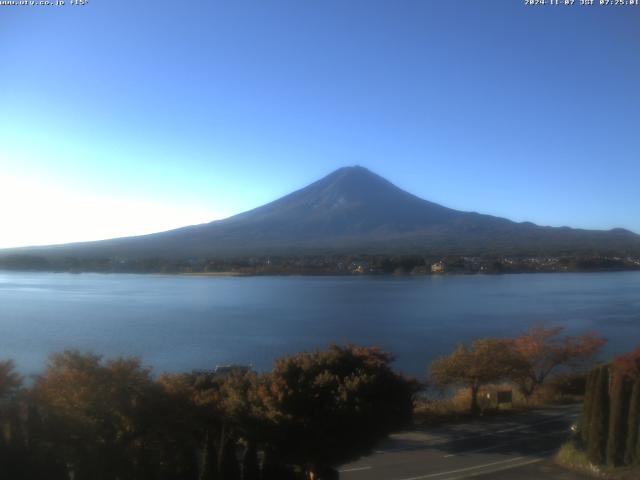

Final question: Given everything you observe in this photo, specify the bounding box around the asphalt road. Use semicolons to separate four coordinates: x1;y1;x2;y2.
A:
339;405;590;480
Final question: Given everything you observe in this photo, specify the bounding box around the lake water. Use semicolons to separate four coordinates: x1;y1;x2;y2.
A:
1;270;639;377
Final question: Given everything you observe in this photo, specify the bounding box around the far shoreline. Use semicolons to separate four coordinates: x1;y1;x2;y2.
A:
2;267;640;278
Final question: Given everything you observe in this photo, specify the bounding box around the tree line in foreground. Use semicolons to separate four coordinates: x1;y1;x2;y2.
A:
0;326;609;479
578;346;640;469
0;346;416;480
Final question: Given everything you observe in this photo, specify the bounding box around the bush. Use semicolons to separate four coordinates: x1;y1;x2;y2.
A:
258;345;418;476
555;442;603;477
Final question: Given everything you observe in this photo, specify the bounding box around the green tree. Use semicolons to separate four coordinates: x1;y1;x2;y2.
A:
606;372;630;467
430;339;524;415
612;346;640;466
587;365;609;465
625;379;640;465
258;345;417;478
580;368;597;445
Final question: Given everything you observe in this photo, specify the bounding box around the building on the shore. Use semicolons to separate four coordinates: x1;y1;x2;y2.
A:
431;261;445;274
349;261;370;274
192;364;252;380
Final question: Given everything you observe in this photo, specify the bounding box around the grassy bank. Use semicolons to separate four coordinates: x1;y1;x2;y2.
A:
555;443;640;479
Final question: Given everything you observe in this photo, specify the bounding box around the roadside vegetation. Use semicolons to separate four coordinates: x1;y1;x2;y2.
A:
554;346;640;479
420;326;604;423
0;326;624;480
0;345;417;480
414;372;587;426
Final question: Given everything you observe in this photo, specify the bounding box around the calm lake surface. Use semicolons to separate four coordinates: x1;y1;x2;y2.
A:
1;271;639;377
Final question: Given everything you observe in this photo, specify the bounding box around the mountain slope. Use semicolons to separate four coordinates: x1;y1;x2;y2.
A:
3;166;640;259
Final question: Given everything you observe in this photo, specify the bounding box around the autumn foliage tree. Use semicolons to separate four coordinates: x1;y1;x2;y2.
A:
157;368;261;480
257;345;418;478
510;326;606;397
613;346;640;380
430;339;525;415
155;371;222;479
32;351;176;480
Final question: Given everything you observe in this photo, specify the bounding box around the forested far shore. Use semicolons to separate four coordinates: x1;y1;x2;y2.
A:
1;253;640;275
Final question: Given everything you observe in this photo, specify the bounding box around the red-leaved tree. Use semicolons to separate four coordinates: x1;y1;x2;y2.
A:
510;325;606;397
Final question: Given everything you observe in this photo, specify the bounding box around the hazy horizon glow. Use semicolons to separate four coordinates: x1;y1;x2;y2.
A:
1;174;226;249
2;1;640;248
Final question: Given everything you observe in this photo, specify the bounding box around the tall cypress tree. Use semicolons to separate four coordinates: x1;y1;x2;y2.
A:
626;379;640;466
587;365;610;465
637;416;640;467
581;368;597;445
606;373;630;467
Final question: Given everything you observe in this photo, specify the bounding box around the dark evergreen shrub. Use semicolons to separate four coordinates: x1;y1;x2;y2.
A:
606;373;630;467
587;365;609;465
625;379;640;465
580;368;597;445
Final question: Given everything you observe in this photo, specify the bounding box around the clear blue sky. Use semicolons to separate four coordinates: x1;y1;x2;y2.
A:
1;1;639;247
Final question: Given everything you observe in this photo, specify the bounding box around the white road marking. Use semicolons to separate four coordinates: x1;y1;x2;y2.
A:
398;448;557;480
443;429;568;457
443;442;513;458
397;457;527;480
441;457;544;479
339;466;372;473
375;413;576;454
